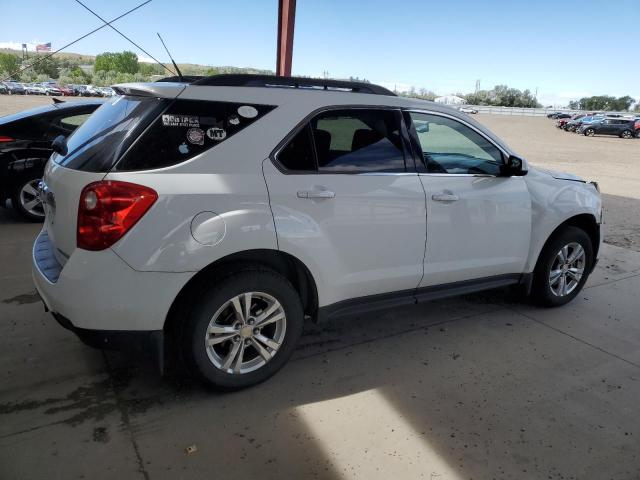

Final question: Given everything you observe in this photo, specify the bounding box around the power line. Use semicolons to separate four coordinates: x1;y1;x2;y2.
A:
2;0;152;82
74;0;175;76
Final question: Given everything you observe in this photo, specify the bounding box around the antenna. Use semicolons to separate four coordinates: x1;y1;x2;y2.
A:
157;33;183;82
73;0;175;76
2;0;151;82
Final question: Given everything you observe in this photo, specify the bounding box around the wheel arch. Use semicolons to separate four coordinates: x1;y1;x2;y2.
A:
536;213;600;271
164;248;319;340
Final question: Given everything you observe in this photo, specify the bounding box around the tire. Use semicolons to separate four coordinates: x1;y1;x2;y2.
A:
584;128;595;137
636;130;640;139
620;130;632;139
11;176;45;222
183;268;304;390
531;226;593;307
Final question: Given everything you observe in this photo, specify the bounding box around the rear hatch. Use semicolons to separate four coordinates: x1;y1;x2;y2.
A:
42;90;175;261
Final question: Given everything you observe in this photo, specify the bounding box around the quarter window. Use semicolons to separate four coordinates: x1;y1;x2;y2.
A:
118;100;275;171
409;113;504;175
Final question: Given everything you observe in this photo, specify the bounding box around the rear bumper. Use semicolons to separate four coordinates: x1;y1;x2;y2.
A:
32;229;193;331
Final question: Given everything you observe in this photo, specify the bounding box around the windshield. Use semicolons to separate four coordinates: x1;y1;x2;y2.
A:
54;95;167;172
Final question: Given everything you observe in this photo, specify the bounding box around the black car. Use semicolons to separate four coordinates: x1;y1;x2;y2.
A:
2;81;25;95
547;112;571;119
0;99;102;220
578;118;637;139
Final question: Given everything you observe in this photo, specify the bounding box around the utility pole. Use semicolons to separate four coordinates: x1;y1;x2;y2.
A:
276;0;296;76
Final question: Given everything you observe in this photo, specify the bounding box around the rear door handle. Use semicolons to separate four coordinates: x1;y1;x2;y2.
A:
297;189;335;199
432;193;459;202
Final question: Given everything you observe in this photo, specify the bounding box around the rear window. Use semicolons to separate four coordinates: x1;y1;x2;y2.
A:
116;100;275;171
55;96;166;172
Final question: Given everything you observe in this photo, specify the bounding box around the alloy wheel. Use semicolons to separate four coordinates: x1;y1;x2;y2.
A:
204;291;286;374
548;242;586;297
19;179;45;218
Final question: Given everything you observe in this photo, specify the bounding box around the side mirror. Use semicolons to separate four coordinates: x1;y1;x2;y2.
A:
52;135;68;156
501;155;528;176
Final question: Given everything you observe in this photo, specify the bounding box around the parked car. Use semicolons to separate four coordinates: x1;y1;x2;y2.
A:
0;83;8;94
70;84;88;96
0;99;102;220
24;83;46;95
32;75;602;390
38;83;63;96
549;112;571;119
578;118;637;138
559;114;585;131
45;83;74;96
3;81;25;95
635;120;640;138
459;106;478;114
564;115;603;132
84;85;103;97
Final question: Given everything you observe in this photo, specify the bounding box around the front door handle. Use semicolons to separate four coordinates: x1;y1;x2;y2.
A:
432;193;459;202
297;189;335;199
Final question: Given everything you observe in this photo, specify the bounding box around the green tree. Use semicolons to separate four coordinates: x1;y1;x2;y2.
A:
0;52;20;77
94;51;139;74
465;84;541;108
138;62;164;76
575;95;635;111
32;56;60;79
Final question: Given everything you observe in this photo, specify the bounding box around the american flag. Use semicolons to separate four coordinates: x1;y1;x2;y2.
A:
36;42;51;52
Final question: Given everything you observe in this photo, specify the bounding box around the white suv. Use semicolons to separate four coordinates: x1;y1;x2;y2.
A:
32;75;602;389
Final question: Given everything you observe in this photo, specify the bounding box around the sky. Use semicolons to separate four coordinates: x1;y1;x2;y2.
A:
1;0;638;106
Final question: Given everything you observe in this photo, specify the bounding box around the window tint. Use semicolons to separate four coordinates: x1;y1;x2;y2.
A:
311;109;405;173
56;96;166;172
277;124;316;171
118;100;275;171
409;113;503;175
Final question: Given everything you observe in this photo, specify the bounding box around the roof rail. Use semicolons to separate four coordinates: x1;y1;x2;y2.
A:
188;74;396;96
156;75;205;83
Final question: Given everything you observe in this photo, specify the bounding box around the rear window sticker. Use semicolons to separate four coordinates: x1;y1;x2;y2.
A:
187;128;205;145
162;114;200;127
237;106;258;119
206;127;227;142
228;114;240;126
178;142;190;154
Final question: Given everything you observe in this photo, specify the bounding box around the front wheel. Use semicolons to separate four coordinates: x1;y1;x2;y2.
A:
531;226;593;307
620;130;633;139
183;268;304;390
584;128;595;137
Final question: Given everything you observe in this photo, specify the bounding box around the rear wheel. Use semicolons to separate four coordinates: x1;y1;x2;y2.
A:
532;226;593;307
584;128;595;137
183;268;304;390
620;130;633;139
12;176;45;222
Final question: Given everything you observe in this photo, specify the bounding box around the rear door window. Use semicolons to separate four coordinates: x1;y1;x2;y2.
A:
311;109;406;173
117;100;275;171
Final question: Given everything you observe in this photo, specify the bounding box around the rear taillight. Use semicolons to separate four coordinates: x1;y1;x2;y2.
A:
77;181;157;251
0;136;14;142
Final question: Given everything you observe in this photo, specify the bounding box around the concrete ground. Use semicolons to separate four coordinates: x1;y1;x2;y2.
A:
2;213;640;480
1;101;640;479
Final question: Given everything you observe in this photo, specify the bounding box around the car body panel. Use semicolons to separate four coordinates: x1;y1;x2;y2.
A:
418;174;531;285
263;160;427;307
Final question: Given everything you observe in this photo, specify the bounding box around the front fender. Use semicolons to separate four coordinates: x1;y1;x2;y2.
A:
524;169;601;272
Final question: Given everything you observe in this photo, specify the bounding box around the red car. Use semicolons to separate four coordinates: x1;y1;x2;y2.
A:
635;119;640;138
46;83;74;96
